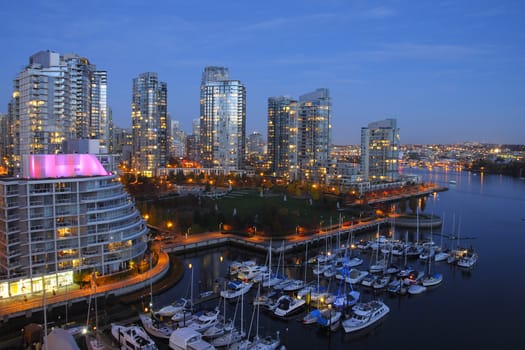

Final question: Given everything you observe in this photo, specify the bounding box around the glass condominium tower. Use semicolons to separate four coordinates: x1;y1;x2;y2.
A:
199;66;246;170
7;50;109;175
131;72;168;177
267;96;299;180
0;154;148;299
360;118;400;182
297;88;332;183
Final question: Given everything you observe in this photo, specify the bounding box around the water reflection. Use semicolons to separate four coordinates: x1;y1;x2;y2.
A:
153;168;525;349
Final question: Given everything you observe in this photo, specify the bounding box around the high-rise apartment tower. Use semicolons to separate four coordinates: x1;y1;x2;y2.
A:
131;72;168;177
360;118;400;182
199;67;246;170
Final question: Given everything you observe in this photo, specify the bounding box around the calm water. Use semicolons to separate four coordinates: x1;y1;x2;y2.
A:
154;168;525;349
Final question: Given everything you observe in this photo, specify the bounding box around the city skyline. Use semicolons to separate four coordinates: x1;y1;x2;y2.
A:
1;0;524;145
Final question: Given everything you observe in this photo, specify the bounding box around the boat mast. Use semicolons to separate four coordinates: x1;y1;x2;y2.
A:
149;253;153;314
416;206;420;245
440;213;445;250
304;242;308;284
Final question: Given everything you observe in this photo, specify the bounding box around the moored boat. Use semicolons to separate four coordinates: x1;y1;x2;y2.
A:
169;327;215;350
220;280;253;300
457;249;478;268
345;269;368;285
407;284;427;295
302;308;322;325
156;298;192;318
317;307;342;331
421;273;443;287
372;275;391;289
342;300;390;333
111;324;157;350
273;295;306;318
139;313;174;339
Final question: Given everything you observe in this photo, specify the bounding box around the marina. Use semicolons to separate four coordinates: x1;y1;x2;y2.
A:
146;168;523;349
2;167;524;349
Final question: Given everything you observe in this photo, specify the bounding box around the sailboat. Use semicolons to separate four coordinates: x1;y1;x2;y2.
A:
141;255;175;339
457;246;478;268
85;273;115;350
421;245;443;287
434;213;449;262
261;240;283;288
203;297;233;340
448;216;464;264
369;225;387;273
210;293;245;348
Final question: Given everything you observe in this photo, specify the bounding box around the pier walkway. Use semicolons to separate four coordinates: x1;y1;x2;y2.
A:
161;218;388;255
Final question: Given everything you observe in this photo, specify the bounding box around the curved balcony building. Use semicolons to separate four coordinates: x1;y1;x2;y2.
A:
0;154;148;298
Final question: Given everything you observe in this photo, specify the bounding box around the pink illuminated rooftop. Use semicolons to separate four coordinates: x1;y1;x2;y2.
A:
22;154;110;179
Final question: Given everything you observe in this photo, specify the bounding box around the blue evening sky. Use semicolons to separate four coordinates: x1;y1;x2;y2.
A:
1;0;524;145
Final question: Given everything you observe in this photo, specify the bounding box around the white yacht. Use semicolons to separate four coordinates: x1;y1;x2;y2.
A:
282;279;305;292
220;280;253;300
342;300;390;334
421;273;443;287
202;319;233;340
372;275;391;289
434;251;449;262
111;324;158;350
333;290;360;309
273;295;306;318
344;269;368;285
169;327;215;350
457;250;478;268
248;333;281;350
139;313;174;339
344;257;364;268
156;298;192;318
210;328;244;348
361;274;378;287
237;264;267;281
187;308;220;333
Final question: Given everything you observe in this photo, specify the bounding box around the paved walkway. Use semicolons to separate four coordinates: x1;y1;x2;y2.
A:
0;251;170;320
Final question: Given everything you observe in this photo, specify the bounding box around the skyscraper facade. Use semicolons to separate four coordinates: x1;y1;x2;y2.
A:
7;50;109;175
267;96;298;179
131;72;168;177
199;67;246;170
91;71;109;153
360;118;400;182
297;88;332;183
